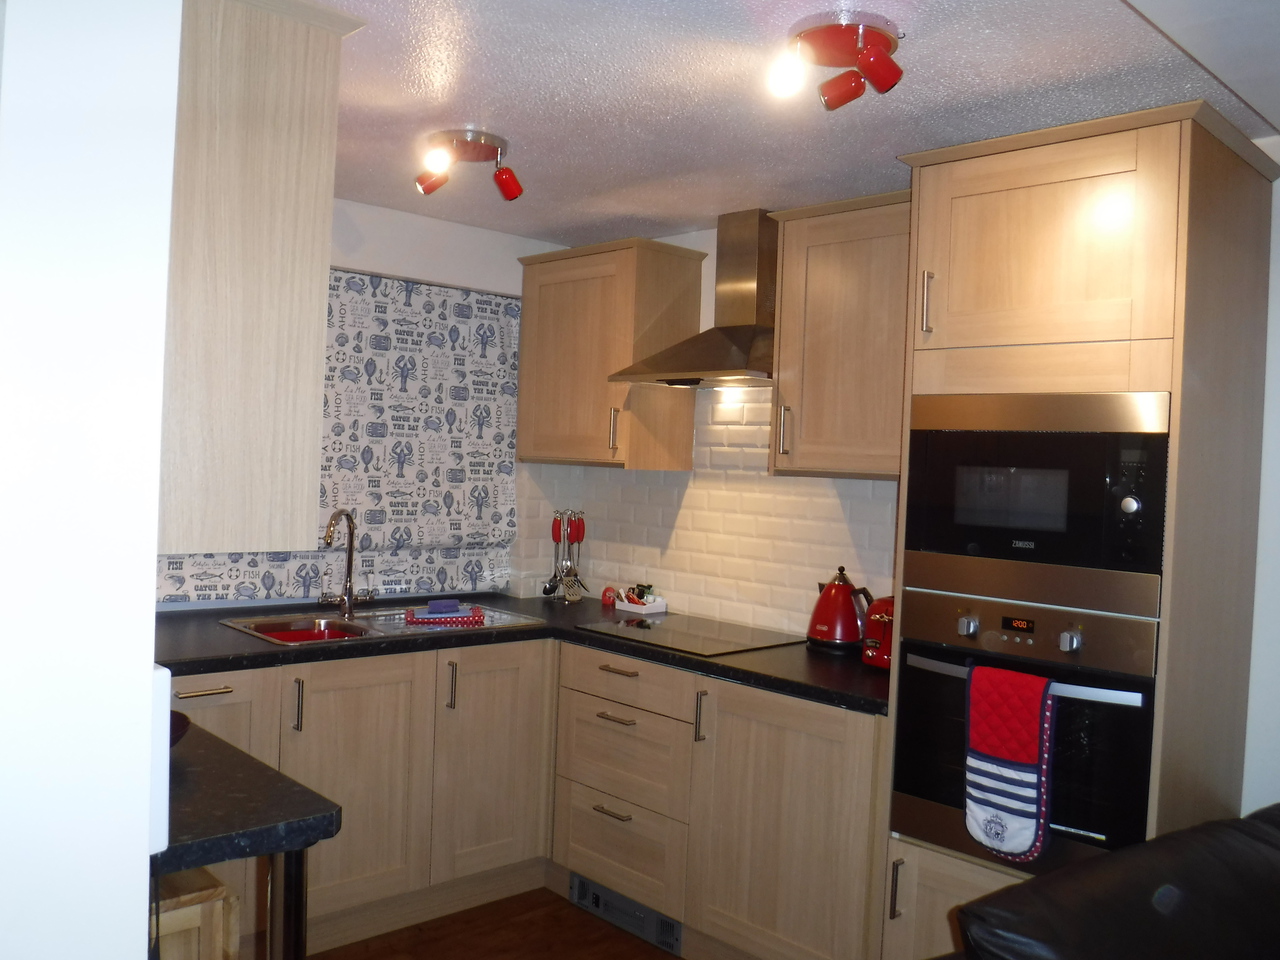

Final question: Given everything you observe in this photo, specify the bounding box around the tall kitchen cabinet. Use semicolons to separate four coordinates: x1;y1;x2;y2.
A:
279;653;437;917
431;639;558;884
686;678;887;960
516;240;705;470
770;194;911;478
882;102;1277;955
159;0;362;553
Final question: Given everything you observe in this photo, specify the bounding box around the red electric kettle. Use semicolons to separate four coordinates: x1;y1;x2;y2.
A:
807;566;873;652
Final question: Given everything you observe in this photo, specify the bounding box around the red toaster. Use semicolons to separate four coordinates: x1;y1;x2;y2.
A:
861;596;894;669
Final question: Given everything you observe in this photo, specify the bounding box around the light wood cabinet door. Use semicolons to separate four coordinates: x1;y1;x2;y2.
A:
773;201;910;478
278;652;436;917
880;837;1023;960
517;240;702;469
518;250;635;465
686;679;882;960
159;0;361;552
171;668;281;948
912;123;1180;352
430;639;557;884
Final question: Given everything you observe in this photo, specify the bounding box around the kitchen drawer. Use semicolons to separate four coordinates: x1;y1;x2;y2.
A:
557;688;692;821
552;777;687;921
560;642;698;721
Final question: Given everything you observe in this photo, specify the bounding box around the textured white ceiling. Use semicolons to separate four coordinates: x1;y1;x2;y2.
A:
326;0;1276;247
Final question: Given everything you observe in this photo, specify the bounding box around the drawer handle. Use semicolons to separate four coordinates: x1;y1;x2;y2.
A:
174;685;233;700
293;678;304;732
592;803;633;822
889;858;905;919
446;661;458;709
598;664;640;678
596;710;637;726
694;689;708;742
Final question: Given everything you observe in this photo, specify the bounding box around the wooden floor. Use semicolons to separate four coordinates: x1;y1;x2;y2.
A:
310;888;674;960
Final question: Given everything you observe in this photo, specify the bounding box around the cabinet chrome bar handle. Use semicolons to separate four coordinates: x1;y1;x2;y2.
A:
889;858;905;919
598;663;639;678
596;710;638;726
592;803;633;823
446;661;458;709
920;270;935;333
694;689;708;742
174;685;234;700
608;407;619;451
777;405;791;456
292;679;304;732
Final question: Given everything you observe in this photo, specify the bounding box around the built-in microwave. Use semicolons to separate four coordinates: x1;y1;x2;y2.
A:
904;393;1169;577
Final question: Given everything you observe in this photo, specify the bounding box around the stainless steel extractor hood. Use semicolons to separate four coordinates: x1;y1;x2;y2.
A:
609;209;778;387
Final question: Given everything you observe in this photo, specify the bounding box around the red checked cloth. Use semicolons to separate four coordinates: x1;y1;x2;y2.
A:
965;665;1056;862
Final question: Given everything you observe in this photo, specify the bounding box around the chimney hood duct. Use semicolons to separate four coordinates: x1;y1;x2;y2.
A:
609;209;778;387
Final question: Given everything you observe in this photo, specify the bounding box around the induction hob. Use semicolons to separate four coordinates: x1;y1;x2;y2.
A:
577;613;805;658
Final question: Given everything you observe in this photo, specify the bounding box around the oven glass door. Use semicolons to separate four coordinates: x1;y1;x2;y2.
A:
905;429;1167;574
893;639;1154;855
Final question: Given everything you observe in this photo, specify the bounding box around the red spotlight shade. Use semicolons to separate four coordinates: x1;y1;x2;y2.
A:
415;171;449;195
818;69;865;110
856;42;902;93
494;166;523;201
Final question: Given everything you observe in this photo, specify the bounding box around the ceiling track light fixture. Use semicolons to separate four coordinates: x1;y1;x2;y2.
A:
413;128;523;201
774;11;904;110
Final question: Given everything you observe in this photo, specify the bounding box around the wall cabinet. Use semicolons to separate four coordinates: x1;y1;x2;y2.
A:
159;0;361;553
516;240;703;470
171;667;281;948
431;639;558;884
553;644;695;919
685;677;883;960
278;652;437;916
879;837;1023;960
771;195;911;479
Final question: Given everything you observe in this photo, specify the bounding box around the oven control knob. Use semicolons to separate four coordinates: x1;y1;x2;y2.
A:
957;616;980;639
1120;496;1142;515
1059;629;1083;653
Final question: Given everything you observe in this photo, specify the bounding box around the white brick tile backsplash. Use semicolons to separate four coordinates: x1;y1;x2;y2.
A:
512;389;897;632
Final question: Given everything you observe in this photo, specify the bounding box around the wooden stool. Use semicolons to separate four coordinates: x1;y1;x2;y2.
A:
156;866;240;960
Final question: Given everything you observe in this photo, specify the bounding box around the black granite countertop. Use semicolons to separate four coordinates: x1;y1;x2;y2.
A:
155;723;340;874
155;593;890;716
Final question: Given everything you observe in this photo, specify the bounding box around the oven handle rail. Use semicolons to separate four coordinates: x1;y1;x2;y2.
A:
904;653;1145;707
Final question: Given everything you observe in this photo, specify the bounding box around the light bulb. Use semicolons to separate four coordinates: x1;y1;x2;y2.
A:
767;48;809;98
424;146;454;175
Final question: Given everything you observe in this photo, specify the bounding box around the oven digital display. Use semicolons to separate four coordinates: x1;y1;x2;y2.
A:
1001;616;1035;633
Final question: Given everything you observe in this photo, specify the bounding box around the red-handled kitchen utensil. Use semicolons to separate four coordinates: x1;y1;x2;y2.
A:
543;511;564;596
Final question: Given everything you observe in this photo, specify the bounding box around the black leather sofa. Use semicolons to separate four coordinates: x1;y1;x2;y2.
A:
933;803;1280;960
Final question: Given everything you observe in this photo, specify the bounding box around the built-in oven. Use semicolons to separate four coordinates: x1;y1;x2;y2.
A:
890;589;1156;874
892;392;1169;872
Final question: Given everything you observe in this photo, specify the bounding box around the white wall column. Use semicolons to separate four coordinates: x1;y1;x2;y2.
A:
0;1;181;956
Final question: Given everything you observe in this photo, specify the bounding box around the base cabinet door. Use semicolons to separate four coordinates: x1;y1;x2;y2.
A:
278;652;436;917
880;837;1024;960
686;679;882;960
171;667;281;949
430;639;557;884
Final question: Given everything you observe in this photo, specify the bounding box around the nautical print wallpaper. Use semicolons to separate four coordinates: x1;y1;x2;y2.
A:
157;269;521;606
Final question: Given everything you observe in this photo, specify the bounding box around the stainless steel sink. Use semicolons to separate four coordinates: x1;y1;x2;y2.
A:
222;604;546;646
221;615;383;646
